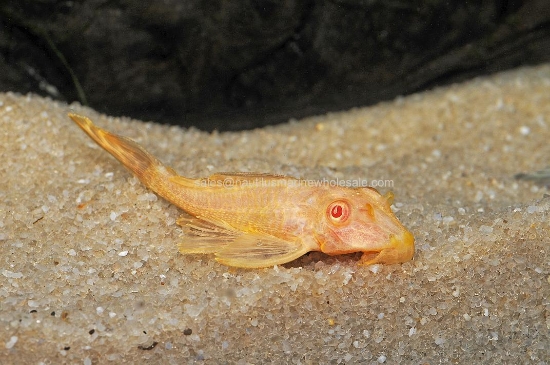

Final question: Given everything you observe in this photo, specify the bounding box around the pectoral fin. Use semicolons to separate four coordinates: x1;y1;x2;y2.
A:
215;234;309;268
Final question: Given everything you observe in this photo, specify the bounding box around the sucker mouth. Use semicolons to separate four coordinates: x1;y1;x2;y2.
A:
390;230;415;260
358;230;415;266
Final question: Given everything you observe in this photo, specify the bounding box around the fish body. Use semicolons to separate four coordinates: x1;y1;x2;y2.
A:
515;167;550;187
69;113;414;268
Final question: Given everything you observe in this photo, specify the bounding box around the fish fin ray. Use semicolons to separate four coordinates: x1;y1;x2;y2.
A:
171;173;297;189
207;172;296;184
215;234;308;268
177;214;238;254
177;214;236;237
178;238;233;254
69;113;176;178
169;175;199;187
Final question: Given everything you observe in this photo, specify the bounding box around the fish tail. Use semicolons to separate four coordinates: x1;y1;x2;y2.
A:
69;113;176;189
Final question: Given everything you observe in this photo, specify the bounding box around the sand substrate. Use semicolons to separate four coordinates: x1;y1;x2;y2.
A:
1;64;549;364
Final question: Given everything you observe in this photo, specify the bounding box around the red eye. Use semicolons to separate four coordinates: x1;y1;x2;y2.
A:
331;205;343;218
327;200;350;224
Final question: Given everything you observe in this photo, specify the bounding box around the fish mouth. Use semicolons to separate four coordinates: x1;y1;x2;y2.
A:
359;230;415;266
390;230;415;262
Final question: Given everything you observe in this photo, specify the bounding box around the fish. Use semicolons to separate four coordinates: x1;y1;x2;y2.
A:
68;113;415;268
515;167;550;187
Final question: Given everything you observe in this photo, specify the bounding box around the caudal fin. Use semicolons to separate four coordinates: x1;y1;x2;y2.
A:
68;113;176;186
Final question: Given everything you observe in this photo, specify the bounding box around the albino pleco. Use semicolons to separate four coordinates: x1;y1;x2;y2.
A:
69;113;414;268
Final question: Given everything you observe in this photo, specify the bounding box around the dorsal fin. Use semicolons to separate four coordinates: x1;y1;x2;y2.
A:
170;173;297;188
207;172;296;183
169;175;200;187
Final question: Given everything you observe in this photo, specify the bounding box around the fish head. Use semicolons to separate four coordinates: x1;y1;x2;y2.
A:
315;186;414;265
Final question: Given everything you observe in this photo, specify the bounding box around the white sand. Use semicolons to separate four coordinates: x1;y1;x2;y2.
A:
1;64;549;363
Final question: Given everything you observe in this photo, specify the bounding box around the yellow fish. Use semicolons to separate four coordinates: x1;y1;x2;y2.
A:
69;113;414;268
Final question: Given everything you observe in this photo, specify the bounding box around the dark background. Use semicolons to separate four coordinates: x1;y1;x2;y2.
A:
1;0;549;131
